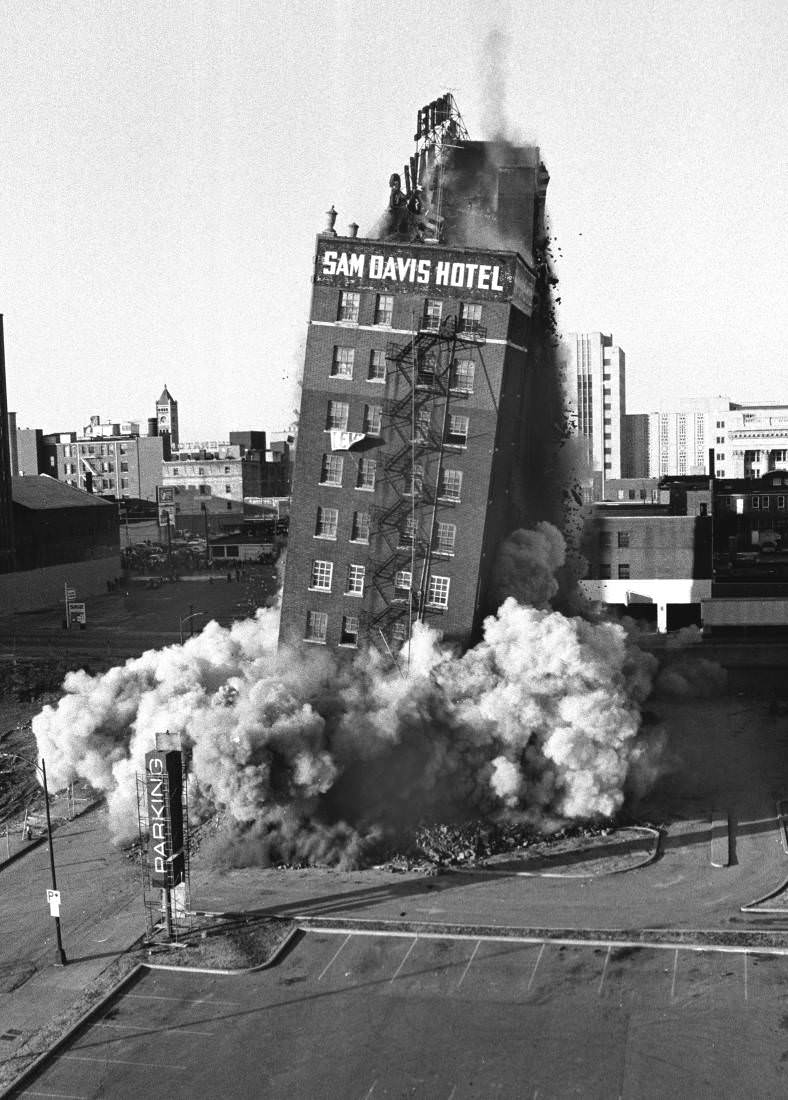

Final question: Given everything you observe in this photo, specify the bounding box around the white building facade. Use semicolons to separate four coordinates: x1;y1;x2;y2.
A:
566;332;626;494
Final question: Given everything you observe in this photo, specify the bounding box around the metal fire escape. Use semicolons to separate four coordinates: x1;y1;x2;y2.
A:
368;312;486;650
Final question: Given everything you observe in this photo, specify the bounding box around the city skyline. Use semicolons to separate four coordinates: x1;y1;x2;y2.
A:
1;1;785;440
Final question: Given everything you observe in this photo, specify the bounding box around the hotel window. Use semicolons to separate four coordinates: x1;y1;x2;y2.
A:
121;477;129;489
405;464;423;496
346;564;365;596
373;293;393;326
120;461;129;472
414;408;432;441
427;574;451;609
599;563;611;579
434;522;456;555
778;496;786;510
305;610;328;643
363;404;382;434
310;560;334;591
394;570;412;600
439;468;462;501
315;506;338;539
459;302;482;334
416;350;437;387
320;453;344;485
618;564;630;579
225;484;231;493
350;510;370;542
326;401;349;431
617;531;630;548
446;414;469;447
120;443;127;454
450;359;475;393
340;615;360;646
368;349;386;381
338;291;360;322
423;298;442;330
331;347;355;379
356;457;376;490
391;621;408;644
399;514;418;548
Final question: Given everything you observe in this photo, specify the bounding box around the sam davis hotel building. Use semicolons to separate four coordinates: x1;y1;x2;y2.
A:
279;119;556;655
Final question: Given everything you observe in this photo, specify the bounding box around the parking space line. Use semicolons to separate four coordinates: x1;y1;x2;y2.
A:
597;945;611;994
317;933;351;982
390;937;417;982
457;940;481;989
98;1021;215;1038
124;993;241;1006
361;1080;377;1099
670;948;678;1001
63;1054;187;1070
527;942;545;991
21;1091;87;1099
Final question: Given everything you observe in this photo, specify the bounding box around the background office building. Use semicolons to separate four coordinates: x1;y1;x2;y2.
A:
279;96;562;654
565;332;627;495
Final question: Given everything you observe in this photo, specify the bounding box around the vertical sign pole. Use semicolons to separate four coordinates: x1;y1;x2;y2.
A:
41;759;67;965
64;581;70;630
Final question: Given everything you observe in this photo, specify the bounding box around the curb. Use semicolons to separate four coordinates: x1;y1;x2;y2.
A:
291;914;788;952
778;800;788;856
145;922;301;976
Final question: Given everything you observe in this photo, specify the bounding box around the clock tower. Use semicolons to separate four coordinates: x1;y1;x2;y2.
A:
155;384;179;449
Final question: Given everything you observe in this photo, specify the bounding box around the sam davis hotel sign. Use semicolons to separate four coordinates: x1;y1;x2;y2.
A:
314;237;534;310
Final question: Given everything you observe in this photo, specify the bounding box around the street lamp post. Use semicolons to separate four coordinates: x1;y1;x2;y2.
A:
1;752;67;966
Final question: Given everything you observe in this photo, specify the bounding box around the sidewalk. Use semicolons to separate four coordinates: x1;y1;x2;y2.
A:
0;802;146;1089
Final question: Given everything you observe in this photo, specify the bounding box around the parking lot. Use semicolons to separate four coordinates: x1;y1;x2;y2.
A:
14;930;788;1098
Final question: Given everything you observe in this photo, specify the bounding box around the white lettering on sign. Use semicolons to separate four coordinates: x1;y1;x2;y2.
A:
320;250;508;293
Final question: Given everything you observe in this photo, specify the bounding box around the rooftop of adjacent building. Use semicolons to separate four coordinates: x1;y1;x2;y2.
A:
12;474;113;510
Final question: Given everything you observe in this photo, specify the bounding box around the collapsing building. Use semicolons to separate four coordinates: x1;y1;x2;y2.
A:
279;96;564;654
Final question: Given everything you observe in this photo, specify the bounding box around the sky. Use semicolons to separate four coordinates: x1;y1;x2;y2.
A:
1;0;786;441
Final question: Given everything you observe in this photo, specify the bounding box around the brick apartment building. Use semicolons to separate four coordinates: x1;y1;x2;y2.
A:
279;97;559;653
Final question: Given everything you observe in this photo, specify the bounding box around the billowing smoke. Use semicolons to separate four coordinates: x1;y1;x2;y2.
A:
491;521;566;610
32;563;658;866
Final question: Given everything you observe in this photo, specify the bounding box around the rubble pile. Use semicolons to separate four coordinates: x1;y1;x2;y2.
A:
413;818;616;867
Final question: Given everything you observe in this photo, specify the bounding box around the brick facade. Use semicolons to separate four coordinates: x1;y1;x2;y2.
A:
279;235;549;653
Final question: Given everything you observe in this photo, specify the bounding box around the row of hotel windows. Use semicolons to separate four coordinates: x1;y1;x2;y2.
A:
305;574;452;645
330;346;476;392
315;479;462;543
325;400;469;446
311;527;456;595
337;292;483;333
314;506;459;550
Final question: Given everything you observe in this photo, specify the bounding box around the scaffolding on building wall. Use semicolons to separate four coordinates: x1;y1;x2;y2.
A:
363;311;487;659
